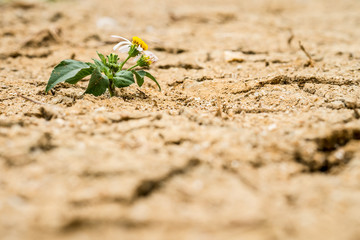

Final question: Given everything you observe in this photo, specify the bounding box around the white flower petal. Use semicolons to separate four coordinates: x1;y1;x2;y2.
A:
144;50;158;63
113;42;123;51
114;41;131;50
118;45;130;53
111;35;131;43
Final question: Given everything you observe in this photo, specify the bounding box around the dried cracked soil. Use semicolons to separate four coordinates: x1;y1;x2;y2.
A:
1;0;360;239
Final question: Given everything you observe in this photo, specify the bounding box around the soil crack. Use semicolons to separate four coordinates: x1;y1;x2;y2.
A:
153;46;187;54
231;75;359;95
130;158;201;203
295;127;360;173
157;63;203;70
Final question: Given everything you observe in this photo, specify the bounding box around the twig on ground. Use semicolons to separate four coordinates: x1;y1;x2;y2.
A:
16;92;45;105
299;41;314;67
287;29;294;46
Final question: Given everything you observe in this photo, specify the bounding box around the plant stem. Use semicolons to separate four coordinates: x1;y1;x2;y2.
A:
119;55;132;70
109;87;115;97
108;79;115;97
127;63;139;71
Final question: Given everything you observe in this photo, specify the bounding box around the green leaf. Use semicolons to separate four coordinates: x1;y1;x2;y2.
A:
84;68;109;96
45;59;93;92
97;52;107;65
93;59;108;71
86;62;96;69
144;71;161;91
133;70;146;87
113;70;135;88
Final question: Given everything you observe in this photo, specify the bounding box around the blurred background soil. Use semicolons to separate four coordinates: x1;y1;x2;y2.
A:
0;0;360;239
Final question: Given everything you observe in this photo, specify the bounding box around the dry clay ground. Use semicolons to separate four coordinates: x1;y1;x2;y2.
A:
1;0;360;239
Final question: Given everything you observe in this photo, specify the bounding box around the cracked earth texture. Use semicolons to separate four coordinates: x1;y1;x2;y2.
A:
0;0;360;239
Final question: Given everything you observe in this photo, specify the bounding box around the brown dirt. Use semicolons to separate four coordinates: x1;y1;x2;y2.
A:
1;0;360;239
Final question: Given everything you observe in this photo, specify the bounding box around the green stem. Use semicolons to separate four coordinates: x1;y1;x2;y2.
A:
109;87;115;97
108;79;115;97
119;55;132;70
127;63;139;71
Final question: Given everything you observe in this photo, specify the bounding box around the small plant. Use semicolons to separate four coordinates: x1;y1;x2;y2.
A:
45;35;160;97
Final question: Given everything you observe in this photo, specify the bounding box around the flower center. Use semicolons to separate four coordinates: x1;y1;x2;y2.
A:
132;36;148;51
137;55;153;67
144;56;152;65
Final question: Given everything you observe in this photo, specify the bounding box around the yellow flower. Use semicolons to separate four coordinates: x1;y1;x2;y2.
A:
111;35;149;54
137;50;158;67
132;36;148;51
